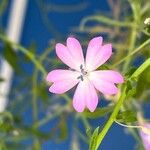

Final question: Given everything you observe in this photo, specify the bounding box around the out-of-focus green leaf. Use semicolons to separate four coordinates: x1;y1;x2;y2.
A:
135;66;150;98
129;0;141;22
116;110;137;123
58;117;68;141
37;83;48;103
86;127;92;138
3;142;29;150
0;0;8;16
0;111;14;132
125;80;136;99
0;111;14;123
83;105;114;119
125;67;136;78
3;42;21;73
22;42;37;62
98;64;110;70
0;77;5;82
32;139;41;150
89;127;99;150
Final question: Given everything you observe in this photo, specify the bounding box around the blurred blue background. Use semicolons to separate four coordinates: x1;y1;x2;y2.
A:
1;0;139;149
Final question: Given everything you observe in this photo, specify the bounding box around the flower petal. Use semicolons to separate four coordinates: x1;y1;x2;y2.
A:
139;124;150;150
67;37;84;67
56;43;78;70
92;70;124;83
86;81;98;112
49;80;78;94
73;82;86;112
89;72;118;95
46;69;80;82
86;43;112;71
56;37;84;71
85;36;103;70
47;69;80;94
73;79;98;112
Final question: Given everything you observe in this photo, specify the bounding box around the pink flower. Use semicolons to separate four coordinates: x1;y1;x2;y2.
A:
46;37;124;112
139;123;150;150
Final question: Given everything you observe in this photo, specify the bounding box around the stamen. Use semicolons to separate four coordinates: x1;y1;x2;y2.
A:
77;75;84;81
80;64;83;70
77;64;88;81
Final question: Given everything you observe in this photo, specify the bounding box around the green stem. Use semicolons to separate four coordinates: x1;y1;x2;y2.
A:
122;27;137;72
113;38;150;67
0;34;47;76
130;57;150;79
93;86;127;150
90;57;150;150
80;15;137;31
34;104;69;128
32;69;38;122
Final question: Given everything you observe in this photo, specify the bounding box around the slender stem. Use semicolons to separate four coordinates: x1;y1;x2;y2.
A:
122;27;137;72
114;120;142;129
39;46;54;62
113;38;150;67
81;116;92;133
80;15;136;31
93;86;126;150
32;69;38;122
130;57;150;79
90;57;150;150
34;104;69;128
0;34;47;76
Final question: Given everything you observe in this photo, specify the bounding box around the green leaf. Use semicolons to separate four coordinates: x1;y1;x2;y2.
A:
83;105;114;119
3;42;21;73
0;111;14;132
116;110;137;123
125;80;136;99
134;66;150;98
125;67;136;78
89;127;99;150
37;83;48;103
86;127;92;138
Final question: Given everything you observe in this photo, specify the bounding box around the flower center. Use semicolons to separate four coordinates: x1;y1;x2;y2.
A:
77;64;88;81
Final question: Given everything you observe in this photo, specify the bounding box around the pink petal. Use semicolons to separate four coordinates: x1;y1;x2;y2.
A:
139;124;150;150
73;82;86;112
67;37;84;67
86;81;98;112
46;69;80;82
73;79;98;112
86;43;112;71
92;70;124;83
47;69;80;94
56;43;78;70
56;37;84;71
89;72;118;95
49;80;78;94
85;36;103;70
